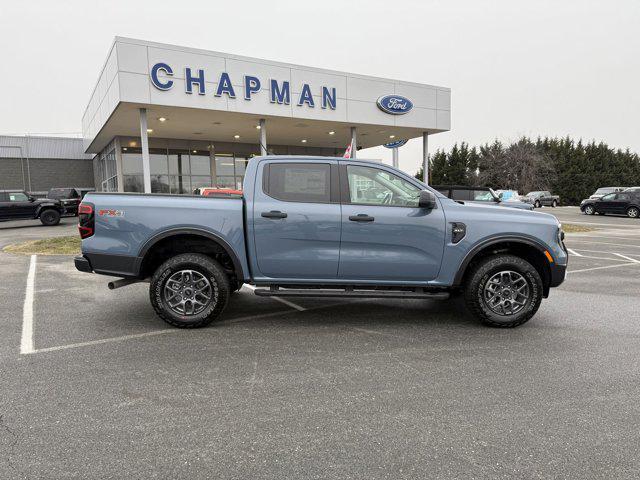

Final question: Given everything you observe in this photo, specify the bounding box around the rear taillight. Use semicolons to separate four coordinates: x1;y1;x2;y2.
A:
78;202;94;239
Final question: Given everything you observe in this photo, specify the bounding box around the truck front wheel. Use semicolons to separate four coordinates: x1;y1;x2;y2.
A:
464;254;543;328
150;253;230;328
39;209;61;226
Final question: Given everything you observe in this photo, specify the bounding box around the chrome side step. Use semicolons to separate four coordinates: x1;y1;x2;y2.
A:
253;286;449;300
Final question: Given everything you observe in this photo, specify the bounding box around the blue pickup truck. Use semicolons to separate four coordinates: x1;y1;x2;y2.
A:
75;156;567;328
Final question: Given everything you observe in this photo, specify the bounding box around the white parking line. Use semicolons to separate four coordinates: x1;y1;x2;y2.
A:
24;301;357;355
568;262;640;274
566;240;640;248
566;248;582;257
243;284;307;311
613;253;640;263
26;329;179;355
567;248;640;257
20;255;37;355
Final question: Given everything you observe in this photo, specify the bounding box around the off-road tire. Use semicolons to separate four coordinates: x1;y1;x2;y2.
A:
552;200;558;208
534;200;541;208
464;254;543;328
150;253;230;328
583;205;595;215
627;206;640;218
39;209;61;226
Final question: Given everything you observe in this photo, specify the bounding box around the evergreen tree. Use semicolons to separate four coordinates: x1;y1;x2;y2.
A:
415;135;640;204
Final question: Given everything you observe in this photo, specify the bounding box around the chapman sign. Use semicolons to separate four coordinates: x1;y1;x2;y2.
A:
376;94;413;115
150;62;337;110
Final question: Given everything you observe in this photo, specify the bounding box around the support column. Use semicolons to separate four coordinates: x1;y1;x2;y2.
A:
259;118;267;156
422;132;429;185
392;147;399;168
350;127;357;159
139;108;151;193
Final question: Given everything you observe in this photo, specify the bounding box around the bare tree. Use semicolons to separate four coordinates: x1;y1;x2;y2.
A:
477;138;555;193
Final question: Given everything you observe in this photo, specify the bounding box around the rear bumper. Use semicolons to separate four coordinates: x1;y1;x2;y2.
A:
74;252;139;278
74;255;92;273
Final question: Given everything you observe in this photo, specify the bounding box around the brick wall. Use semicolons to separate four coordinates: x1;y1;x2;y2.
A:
0;157;95;192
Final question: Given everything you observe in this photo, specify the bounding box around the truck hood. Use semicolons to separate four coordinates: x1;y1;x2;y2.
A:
443;197;557;224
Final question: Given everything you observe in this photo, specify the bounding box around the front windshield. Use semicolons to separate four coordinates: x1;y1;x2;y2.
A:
595;188;613;194
472;190;496;202
526;191;541;196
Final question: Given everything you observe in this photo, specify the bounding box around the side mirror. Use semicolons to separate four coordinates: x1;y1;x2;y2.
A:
498;192;504;199
28;196;35;202
418;190;436;209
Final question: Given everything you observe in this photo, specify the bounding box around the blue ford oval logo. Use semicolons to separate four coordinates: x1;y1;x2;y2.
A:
383;139;408;149
377;95;413;115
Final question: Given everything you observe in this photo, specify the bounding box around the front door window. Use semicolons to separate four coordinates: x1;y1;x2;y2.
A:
347;165;420;207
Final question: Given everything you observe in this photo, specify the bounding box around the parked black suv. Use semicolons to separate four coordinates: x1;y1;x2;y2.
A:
0;190;65;226
47;187;95;216
580;191;640;218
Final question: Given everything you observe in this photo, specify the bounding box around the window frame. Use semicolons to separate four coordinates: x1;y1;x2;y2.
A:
262;162;340;204
340;163;426;208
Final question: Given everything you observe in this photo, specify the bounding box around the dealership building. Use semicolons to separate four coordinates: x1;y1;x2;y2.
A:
81;37;451;193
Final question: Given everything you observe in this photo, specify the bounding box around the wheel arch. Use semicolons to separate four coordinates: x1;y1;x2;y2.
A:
453;236;553;296
137;228;247;282
35;203;60;217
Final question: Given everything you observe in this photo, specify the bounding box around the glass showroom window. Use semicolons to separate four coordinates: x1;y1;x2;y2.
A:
168;149;191;194
122;147;143;192
149;148;169;193
215;155;235;189
99;149;117;192
235;157;248;189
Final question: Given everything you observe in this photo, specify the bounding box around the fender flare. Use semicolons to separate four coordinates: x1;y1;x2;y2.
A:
136;227;247;280
34;203;62;218
453;235;551;286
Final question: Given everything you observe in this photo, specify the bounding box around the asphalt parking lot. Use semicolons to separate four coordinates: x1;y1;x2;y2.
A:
1;208;640;479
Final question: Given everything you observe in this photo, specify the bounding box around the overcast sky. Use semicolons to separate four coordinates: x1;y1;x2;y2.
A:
1;0;638;173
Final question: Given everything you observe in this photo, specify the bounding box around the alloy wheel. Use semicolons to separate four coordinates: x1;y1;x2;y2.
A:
483;270;530;316
163;270;213;316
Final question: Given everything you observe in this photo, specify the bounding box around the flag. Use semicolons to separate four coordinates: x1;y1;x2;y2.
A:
343;140;353;158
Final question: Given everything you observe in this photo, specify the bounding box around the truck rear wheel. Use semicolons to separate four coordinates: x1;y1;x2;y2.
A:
464;254;543;328
39;209;61;226
150;253;230;328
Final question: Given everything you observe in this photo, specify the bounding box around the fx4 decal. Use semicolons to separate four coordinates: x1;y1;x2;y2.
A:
98;209;125;217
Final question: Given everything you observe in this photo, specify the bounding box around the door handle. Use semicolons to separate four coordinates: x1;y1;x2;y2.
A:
261;210;288;219
349;214;375;222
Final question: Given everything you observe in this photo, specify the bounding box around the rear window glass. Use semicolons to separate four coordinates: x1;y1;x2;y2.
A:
265;163;331;203
49;188;76;199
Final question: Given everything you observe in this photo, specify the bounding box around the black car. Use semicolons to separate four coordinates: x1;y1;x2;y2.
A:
433;185;534;210
47;187;95;216
0;190;65;226
580;191;640;218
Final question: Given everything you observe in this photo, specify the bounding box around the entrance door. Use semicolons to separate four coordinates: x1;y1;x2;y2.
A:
338;163;446;281
252;161;341;279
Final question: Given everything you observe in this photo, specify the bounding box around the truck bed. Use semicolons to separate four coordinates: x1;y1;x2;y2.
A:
80;192;248;278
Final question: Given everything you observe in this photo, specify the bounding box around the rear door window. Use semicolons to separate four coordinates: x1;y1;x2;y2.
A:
49;188;74;199
265;163;331;203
